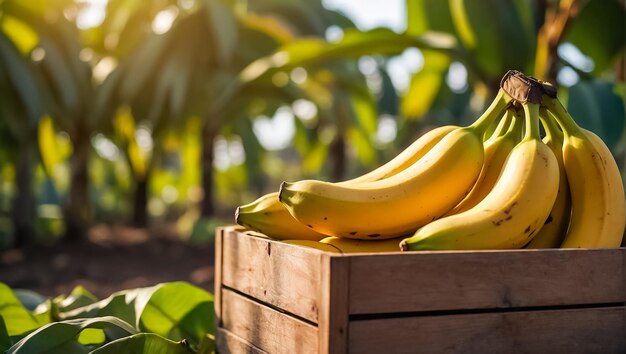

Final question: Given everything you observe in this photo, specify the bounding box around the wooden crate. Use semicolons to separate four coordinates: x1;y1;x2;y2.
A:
214;226;626;354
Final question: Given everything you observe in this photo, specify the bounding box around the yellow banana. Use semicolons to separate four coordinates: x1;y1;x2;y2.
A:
446;109;522;215
320;236;402;253
282;240;341;253
400;103;559;251
544;98;625;248
348;124;459;183
235;125;458;240
279;90;511;239
236;192;327;241
526;109;571;248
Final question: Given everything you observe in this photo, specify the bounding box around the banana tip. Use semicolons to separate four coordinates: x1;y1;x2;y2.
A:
278;181;289;203
235;206;242;225
399;240;409;252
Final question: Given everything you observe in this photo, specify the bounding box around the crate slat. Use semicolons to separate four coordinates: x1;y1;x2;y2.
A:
216;328;267;354
348;249;626;314
348;306;626;354
221;288;318;354
221;229;323;323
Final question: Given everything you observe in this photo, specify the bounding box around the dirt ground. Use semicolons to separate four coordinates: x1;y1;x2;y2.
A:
0;223;217;299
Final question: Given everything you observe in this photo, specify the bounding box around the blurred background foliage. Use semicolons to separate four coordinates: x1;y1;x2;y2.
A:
0;0;624;248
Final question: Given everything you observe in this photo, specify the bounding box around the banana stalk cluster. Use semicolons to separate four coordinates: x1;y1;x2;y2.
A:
235;71;625;252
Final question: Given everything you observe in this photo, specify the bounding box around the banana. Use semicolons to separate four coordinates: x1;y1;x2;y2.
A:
400;103;559;250
282;240;342;253
320;236;403;253
526;109;571;248
235;125;459;240
236;192;327;241
544;98;625;248
279;90;512;239
445;109;522;215
348;125;459;183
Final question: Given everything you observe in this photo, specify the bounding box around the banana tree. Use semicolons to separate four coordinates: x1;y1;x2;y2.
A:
0;29;44;246
1;1;124;240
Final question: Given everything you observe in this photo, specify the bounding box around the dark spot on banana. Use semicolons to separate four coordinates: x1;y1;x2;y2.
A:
528;229;536;238
505;215;512;221
524;226;531;233
324;217;327;220
492;220;503;226
367;233;381;238
504;202;518;215
542;156;548;166
544;214;553;224
307;224;313;228
349;231;357;235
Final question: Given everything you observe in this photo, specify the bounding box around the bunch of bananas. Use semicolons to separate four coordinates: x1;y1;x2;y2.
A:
235;71;625;252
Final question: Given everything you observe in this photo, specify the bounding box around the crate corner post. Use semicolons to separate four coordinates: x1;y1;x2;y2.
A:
319;253;350;354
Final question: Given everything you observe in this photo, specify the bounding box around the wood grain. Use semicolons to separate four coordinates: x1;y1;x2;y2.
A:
216;327;268;354
214;227;224;329
348;306;626;354
318;254;350;354
348;248;626;314
221;229;324;322
221;288;318;354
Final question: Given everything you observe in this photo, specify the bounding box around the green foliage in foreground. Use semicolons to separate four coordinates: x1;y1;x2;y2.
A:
0;282;214;354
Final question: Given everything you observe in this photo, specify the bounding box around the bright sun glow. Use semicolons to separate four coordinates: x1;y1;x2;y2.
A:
75;0;108;30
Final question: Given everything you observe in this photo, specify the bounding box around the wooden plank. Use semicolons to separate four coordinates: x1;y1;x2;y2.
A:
318;255;350;354
214;227;224;329
349;306;626;354
348;248;626;314
221;229;324;323
216;327;267;354
221;288;318;354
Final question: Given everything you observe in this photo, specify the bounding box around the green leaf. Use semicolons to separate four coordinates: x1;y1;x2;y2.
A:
6;316;136;354
406;0;456;36
54;285;99;313
204;0;238;65
347;127;376;166
240;28;457;83
13;289;46;312
0;316;11;352
0;15;39;55
567;80;625;151
0;31;42;124
58;282;214;345
449;0;534;80
91;333;194;354
0;283;40;337
139;282;214;345
401;50;452;119
566;0;625;74
37;115;59;178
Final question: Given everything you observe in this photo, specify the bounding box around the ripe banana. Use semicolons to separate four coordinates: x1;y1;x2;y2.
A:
544;98;625;248
235;125;458;240
282;240;341;253
400;103;559;250
236;192;327;241
445;109;522;215
279;90;512;239
320;236;403;253
526;109;571;248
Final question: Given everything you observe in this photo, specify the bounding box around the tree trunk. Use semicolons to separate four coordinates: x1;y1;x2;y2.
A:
330;134;346;182
200;123;216;217
64;134;89;241
13;142;35;247
132;176;149;227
